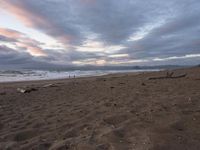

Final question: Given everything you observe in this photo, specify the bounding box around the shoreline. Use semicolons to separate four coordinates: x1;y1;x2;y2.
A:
0;70;153;84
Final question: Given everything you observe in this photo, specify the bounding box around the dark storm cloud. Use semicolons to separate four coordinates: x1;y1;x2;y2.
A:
0;45;75;69
0;45;45;66
0;0;200;68
0;44;106;69
0;45;36;66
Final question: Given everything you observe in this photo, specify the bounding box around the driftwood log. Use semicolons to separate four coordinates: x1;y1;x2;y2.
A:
149;72;187;80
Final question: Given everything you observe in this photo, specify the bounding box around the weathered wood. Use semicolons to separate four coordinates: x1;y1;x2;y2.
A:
149;73;187;80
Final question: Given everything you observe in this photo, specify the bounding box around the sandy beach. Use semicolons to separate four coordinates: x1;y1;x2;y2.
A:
0;67;200;150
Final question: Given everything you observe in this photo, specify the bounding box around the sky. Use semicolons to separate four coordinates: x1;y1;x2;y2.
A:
0;0;200;69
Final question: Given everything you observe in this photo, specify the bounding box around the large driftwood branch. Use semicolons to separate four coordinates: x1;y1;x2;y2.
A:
149;72;187;80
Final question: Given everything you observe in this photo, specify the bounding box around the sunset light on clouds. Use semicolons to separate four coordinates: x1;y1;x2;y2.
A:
1;1;200;149
0;0;200;69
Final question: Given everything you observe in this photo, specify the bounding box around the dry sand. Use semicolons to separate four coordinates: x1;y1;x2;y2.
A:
0;67;200;150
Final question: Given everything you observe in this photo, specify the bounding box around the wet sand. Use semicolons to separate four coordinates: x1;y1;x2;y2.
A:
0;67;200;150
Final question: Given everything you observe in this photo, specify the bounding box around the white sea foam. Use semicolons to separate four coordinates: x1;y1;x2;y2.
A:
0;69;159;82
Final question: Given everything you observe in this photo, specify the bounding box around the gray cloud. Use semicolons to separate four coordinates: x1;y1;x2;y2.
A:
119;1;200;60
0;45;70;69
0;35;17;43
0;0;200;68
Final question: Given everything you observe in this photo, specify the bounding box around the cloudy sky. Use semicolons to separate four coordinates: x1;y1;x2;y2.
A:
0;0;200;69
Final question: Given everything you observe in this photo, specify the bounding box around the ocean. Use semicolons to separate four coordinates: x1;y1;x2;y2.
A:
0;69;159;82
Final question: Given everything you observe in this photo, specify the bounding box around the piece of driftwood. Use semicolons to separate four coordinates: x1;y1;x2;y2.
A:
43;84;54;88
17;87;37;93
149;72;187;80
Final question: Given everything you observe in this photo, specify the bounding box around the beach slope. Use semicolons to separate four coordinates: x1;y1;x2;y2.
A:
0;67;200;150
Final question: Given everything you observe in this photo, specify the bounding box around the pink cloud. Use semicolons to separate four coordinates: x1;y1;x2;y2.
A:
1;1;49;28
16;42;46;56
0;28;24;38
1;0;76;45
0;27;46;56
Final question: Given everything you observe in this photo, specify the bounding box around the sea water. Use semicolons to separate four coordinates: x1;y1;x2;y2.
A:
0;69;159;82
